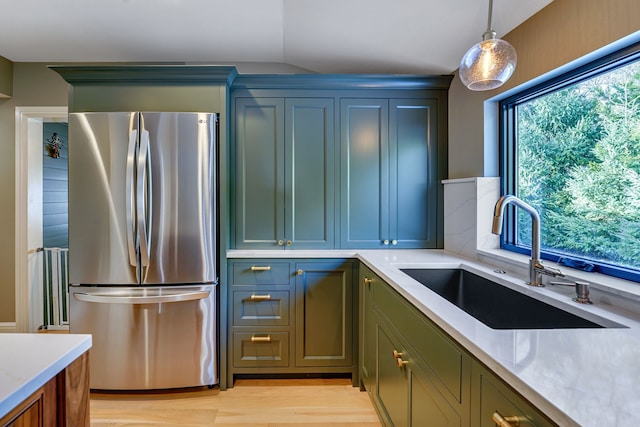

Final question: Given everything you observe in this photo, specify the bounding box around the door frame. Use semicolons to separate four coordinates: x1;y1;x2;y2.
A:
15;106;68;332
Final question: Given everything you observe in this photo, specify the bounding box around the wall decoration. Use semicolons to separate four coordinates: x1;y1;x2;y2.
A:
46;132;63;158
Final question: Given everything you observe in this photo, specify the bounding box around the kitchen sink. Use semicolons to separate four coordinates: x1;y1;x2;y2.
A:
401;268;621;329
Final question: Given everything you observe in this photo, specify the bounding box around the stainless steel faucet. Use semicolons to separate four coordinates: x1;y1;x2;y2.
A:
491;195;563;286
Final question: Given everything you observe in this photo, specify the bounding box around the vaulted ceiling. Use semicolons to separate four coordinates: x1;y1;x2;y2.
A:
0;0;552;74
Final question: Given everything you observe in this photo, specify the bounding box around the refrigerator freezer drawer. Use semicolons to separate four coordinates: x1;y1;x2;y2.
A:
70;285;217;390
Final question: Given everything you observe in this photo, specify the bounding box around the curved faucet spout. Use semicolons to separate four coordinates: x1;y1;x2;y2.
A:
492;195;540;261
491;195;561;286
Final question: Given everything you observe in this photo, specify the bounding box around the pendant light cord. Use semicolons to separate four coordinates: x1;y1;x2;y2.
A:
487;0;493;32
482;0;497;40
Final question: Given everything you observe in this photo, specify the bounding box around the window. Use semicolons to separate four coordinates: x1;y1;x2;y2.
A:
500;41;640;282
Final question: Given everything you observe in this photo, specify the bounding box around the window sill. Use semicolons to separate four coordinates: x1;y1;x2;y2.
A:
476;247;640;319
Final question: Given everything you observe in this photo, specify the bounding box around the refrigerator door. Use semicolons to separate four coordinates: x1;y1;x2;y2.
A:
70;285;217;390
68;112;139;285
140;112;217;285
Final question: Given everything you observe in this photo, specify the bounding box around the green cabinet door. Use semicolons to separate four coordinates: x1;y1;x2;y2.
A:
341;98;440;249
234;97;335;249
285;98;335;249
373;309;464;427
410;366;462;427
374;313;409;427
234;98;285;249
294;260;353;367
340;99;389;248
390;99;440;248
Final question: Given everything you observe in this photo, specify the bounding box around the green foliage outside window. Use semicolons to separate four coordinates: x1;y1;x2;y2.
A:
516;60;640;272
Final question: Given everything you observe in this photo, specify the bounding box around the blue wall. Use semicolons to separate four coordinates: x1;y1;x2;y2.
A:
42;122;68;249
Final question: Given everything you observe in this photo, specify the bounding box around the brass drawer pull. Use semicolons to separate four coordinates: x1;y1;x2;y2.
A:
492;411;521;427
250;265;271;271
395;357;409;368
392;349;408;368
249;294;272;301
363;277;373;286
250;335;272;342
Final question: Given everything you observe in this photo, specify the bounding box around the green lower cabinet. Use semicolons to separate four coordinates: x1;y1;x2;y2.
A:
228;258;356;384
373;311;464;427
360;262;558;427
375;310;463;427
360;263;467;426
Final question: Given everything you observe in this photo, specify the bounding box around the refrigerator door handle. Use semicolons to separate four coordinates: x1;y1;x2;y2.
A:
137;129;152;267
73;290;210;304
125;129;138;267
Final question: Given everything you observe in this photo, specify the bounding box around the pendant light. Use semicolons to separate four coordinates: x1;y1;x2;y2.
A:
459;0;517;91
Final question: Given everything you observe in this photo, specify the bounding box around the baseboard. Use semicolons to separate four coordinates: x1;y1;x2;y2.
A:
0;322;17;332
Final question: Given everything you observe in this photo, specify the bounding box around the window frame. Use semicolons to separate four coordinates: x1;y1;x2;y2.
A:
499;40;640;283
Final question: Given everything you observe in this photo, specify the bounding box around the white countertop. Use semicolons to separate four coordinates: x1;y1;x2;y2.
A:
0;333;92;419
228;249;640;427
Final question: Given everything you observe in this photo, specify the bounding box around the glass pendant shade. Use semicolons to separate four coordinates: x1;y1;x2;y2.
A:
459;32;517;91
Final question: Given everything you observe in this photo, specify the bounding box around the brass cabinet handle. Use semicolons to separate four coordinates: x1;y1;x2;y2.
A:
395;357;409;368
277;240;284;246
391;239;398;245
250;335;272;342
249;294;271;301
392;349;408;368
250;265;271;271
286;240;292;246
297;269;304;276
492;411;521;427
383;239;389;245
363;277;373;286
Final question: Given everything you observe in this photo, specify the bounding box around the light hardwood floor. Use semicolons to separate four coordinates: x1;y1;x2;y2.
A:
90;378;381;427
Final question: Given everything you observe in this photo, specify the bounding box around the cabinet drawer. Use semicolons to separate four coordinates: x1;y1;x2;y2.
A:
231;261;291;286
477;364;554;427
374;280;463;402
233;331;290;368
232;290;290;326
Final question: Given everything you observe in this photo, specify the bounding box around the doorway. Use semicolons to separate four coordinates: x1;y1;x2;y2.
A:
15;106;68;332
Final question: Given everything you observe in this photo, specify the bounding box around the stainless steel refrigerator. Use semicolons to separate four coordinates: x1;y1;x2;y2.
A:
68;112;218;390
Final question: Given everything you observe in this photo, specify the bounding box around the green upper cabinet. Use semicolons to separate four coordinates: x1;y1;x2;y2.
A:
341;98;441;248
230;74;450;251
233;97;335;249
